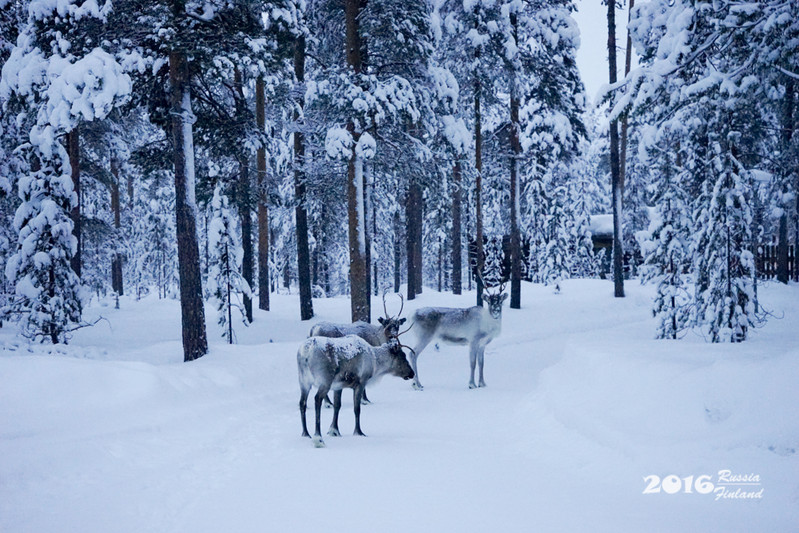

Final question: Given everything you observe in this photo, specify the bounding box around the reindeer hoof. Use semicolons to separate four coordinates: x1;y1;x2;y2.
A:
354;429;367;437
327;428;341;437
469;382;477;389
301;431;311;438
479;381;487;388
360;398;372;406
412;382;424;391
312;436;326;448
323;399;333;409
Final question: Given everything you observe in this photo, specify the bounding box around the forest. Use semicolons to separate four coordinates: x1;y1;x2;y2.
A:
0;0;797;360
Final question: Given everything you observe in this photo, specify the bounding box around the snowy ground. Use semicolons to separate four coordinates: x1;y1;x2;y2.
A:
1;279;798;532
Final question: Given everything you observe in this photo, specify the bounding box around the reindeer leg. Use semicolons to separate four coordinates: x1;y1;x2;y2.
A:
328;390;342;436
468;343;478;389
313;387;328;448
361;388;372;405
410;335;432;391
323;394;333;409
478;345;487;388
300;387;310;438
353;385;367;436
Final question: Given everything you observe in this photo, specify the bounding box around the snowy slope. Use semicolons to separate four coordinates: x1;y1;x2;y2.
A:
1;280;797;532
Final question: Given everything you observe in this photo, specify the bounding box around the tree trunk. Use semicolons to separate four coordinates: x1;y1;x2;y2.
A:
777;214;788;284
169;49;208;362
344;0;369;322
509;13;522;309
607;0;625;298
474;46;485;306
66;128;81;278
364;160;372;314
619;0;634;187
110;158;123;297
256;76;270;311
233;68;253;323
406;182;423;300
451;160;462;295
778;77;794;284
294;35;314;320
393;210;401;293
239;158;254;322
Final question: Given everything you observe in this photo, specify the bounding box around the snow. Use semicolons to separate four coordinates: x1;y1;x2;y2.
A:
589;213;613;237
1;280;798;532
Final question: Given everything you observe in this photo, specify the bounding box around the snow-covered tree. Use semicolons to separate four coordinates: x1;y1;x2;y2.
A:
636;141;690;339
207;186;252;344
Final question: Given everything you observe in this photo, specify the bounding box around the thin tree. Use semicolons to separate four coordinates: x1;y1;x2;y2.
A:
66;128;81;277
508;9;522;309
294;33;314;319
256;76;270;311
607;0;625;297
233;68;254;323
451;160;462;294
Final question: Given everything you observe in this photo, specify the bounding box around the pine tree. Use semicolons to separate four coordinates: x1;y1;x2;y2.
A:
637;143;690;339
208;186;252;344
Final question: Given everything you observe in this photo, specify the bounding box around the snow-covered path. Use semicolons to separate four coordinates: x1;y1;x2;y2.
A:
2;280;797;532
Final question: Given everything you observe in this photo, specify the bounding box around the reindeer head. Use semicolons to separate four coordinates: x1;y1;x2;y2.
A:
479;273;508;320
385;338;415;380
378;291;407;339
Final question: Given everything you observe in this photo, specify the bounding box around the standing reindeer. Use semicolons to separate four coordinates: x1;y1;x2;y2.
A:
407;282;507;390
308;293;407;404
297;335;414;448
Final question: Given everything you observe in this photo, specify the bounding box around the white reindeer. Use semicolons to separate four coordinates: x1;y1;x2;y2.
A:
407;284;507;390
297;335;414;448
308;293;407;405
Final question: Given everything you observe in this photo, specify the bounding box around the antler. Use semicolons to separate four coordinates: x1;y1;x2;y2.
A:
397;342;417;359
397;320;414;337
382;289;390;319
475;266;506;296
395;292;404;319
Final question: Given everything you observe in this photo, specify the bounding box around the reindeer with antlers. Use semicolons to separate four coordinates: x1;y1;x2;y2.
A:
308;292;409;404
407;277;507;390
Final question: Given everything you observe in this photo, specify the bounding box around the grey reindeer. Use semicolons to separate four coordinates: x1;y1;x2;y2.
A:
407;281;507;390
297;335;414;448
308;293;407;405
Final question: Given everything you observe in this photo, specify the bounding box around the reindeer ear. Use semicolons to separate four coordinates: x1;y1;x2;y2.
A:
502;293;509;302
378;317;385;325
399;318;407;325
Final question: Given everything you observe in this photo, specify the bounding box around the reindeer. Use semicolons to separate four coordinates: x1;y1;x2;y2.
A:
297;335;415;448
407;280;507;390
308;292;407;405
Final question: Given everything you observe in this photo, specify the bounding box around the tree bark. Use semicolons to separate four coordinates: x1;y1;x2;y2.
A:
110;158;123;297
393;210;401;293
607;0;625;297
233;68;253;323
406;181;423;300
256;76;270;311
363;161;372;314
619;0;634;187
509;12;522;309
451;160;462;295
294;35;314;320
778;77;794;284
66;128;81;278
345;0;369;322
169;49;208;362
474;44;485;305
